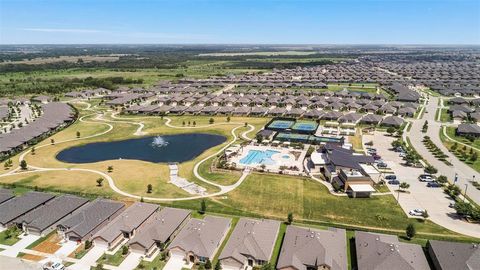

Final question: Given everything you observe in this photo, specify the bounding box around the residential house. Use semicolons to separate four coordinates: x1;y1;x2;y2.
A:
355;231;429;270
0;191;55;229
13;195;89;236
277;226;347;270
427;240;479;270
128;207;191;257
92;202;159;250
57;199;125;242
219;218;280;270
168;216;231;263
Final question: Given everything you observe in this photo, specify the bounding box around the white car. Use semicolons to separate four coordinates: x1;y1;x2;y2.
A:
409;209;425;216
43;262;65;270
418;175;434;182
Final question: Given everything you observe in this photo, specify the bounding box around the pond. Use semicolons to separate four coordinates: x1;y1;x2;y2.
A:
56;133;226;163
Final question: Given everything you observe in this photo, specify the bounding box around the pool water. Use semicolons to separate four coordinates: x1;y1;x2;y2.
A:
239;149;279;165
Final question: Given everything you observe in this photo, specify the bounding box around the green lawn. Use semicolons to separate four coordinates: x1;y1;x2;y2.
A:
270;223;287;266
97;247;128;267
440;109;452;123
440;127;480;172
135;254;167;270
0;228;21;245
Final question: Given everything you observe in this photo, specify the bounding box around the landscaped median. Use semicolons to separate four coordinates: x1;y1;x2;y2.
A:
439;126;480;172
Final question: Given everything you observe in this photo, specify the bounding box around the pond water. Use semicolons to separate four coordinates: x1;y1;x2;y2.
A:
56;133;226;163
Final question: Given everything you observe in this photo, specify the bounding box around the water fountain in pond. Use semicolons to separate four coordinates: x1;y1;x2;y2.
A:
151;136;169;147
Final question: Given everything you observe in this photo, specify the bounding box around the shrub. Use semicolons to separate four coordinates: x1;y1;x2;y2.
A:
406;223;416;239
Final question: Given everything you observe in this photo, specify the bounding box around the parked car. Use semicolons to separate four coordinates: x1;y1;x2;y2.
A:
388;180;400;185
377;162;388;168
372;154;382;160
385;174;397;180
419;174;434;182
43;262;65;270
399;152;406;158
427;182;442;188
409;209;425;216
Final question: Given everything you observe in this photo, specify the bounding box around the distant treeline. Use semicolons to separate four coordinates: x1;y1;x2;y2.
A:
0;76;143;96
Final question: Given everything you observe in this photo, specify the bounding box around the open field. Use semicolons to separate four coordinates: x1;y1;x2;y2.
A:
198;51;318;56
0;55;122;65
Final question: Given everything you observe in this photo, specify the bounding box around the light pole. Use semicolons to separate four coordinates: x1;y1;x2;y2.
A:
464;183;469;202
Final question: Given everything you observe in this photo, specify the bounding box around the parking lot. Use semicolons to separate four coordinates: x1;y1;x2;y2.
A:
364;131;480;238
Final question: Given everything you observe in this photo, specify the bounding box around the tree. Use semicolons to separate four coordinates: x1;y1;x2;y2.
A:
96;178;104;187
226;116;231;122
209;118;214;124
31;146;35;155
193;121;196;126
399;182;410;192
386;127;396;136
446;184;461;198
287;212;294;224
182;121;185;126
107;165;113;173
84;240;92;250
406;223;416;239
450;142;458;151
422;210;429;219
424;165;438;174
437;175;448;185
20;160;28;170
244;122;248;127
76;131;81;138
470;151;478;162
122;245;129;255
391;139;403;149
95;263;105;270
214;261;222;270
256;134;264;143
261;263;274;270
205;259;212;269
147;184;153;193
199;199;206;214
50;138;55;145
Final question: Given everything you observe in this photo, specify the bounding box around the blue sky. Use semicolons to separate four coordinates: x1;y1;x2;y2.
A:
0;0;479;44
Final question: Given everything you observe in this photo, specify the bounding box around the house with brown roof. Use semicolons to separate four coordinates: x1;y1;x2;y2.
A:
355;231;429;270
427;240;479;270
92;202;158;250
128;207;191;257
277;226;347;270
219;218;280;270
168;216;231;264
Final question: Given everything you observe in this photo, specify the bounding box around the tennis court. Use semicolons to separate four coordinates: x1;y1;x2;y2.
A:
291;121;318;132
267;119;295;130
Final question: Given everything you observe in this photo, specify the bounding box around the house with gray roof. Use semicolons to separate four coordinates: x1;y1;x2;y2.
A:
457;123;480;137
427;240;479;270
219;218;280;270
0;189;14;205
57;198;125;241
13;195;89;236
355;231;429;270
0;191;55;228
381;116;405;128
277;226;347;270
128;207;191;257
169;216;231;264
92;202;158;250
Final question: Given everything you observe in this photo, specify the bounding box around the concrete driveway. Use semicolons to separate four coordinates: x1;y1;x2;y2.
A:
0;255;41;270
0;234;40;257
67;245;106;270
364;131;480;238
116;252;143;270
54;240;79;258
163;254;188;270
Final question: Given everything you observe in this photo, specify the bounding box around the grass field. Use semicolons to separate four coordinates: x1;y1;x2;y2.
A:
439;127;480;172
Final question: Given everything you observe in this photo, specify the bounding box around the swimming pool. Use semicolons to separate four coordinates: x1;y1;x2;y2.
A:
239;149;279;165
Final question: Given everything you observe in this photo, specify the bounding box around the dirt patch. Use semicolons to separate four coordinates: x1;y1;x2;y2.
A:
32;233;62;254
22;253;45;261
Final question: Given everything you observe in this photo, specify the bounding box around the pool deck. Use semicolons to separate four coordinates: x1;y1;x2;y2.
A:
229;144;306;174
